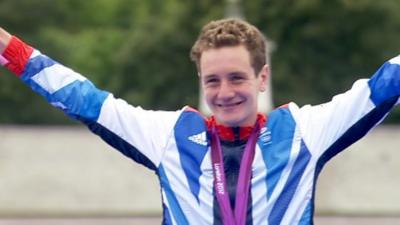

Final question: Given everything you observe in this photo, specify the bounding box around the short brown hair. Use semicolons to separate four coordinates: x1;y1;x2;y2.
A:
190;18;267;75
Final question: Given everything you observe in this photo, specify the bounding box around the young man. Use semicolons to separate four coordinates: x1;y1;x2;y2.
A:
0;19;399;225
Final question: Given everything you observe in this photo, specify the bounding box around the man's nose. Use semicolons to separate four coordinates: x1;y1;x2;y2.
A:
217;81;235;99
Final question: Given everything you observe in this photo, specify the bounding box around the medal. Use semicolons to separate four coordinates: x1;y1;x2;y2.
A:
210;121;261;225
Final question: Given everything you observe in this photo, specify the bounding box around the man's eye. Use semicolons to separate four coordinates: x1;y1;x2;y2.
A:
231;76;245;82
205;78;218;84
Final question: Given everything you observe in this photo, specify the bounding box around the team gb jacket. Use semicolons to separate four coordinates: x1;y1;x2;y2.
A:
1;36;400;225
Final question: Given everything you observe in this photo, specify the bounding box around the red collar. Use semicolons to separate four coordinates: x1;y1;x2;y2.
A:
207;114;266;141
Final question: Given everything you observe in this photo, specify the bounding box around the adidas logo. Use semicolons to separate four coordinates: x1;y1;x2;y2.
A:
188;131;208;146
259;127;272;145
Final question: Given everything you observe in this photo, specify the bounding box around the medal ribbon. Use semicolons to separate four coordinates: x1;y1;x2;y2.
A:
210;121;261;225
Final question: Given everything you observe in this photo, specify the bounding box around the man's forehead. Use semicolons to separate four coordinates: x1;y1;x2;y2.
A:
200;46;251;69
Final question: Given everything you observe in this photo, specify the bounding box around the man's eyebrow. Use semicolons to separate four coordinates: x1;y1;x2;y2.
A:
229;71;246;76
202;74;218;79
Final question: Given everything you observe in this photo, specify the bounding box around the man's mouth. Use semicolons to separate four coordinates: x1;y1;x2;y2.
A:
217;101;244;108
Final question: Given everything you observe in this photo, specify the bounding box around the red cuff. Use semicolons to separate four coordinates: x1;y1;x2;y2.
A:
2;36;34;77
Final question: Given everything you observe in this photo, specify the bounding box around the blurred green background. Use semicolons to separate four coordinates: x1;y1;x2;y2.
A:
0;0;399;124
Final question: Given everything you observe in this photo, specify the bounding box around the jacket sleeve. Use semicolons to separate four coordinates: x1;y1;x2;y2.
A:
290;55;400;161
1;36;182;170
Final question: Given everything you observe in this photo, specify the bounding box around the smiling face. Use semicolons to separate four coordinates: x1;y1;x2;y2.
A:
200;45;268;127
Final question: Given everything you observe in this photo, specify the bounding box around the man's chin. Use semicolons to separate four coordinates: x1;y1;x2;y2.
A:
215;116;242;127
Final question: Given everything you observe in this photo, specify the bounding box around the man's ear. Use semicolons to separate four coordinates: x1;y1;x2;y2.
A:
258;64;269;92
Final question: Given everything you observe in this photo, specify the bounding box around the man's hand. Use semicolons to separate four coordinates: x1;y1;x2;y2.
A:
0;28;12;66
0;27;12;54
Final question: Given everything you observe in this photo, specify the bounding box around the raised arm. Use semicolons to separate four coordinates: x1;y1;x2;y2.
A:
0;27;183;170
291;55;400;161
